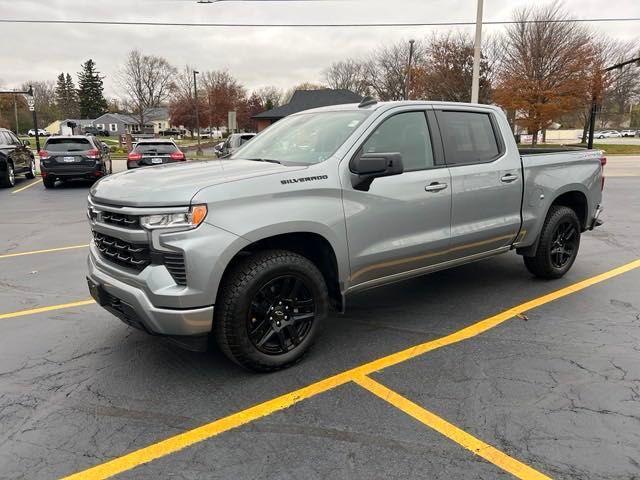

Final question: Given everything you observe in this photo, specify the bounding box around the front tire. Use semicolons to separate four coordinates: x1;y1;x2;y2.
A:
214;250;328;372
523;205;581;279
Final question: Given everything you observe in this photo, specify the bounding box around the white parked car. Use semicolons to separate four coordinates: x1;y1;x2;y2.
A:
596;130;622;139
621;129;637;137
28;128;50;137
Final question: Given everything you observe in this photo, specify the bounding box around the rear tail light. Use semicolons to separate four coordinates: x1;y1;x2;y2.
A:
600;156;606;191
87;149;100;159
128;152;142;161
38;150;49;159
170;151;185;161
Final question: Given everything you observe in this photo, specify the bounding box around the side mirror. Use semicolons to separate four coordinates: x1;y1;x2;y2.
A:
349;152;403;191
23;140;31;147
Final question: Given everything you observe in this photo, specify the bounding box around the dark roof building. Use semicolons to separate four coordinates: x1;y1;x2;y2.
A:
253;88;362;131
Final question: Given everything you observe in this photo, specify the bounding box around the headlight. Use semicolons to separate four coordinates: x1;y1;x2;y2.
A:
140;204;208;230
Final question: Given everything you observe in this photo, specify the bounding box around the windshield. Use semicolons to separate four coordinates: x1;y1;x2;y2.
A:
231;110;370;164
45;138;92;152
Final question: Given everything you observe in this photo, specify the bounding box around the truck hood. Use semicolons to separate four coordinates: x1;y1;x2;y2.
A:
90;159;305;207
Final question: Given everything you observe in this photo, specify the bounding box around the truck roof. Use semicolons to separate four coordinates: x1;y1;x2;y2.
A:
302;100;503;115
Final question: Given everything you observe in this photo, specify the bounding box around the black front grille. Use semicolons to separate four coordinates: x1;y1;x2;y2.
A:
93;232;150;271
163;253;187;285
101;211;140;229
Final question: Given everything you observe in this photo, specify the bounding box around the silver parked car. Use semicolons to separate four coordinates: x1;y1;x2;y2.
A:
87;100;604;371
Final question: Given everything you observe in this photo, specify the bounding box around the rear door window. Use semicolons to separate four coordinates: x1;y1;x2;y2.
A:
437;111;502;165
134;142;178;154
45;138;92;152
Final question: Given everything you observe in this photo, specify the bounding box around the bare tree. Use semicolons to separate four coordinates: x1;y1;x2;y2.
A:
254;86;284;110
323;59;370;96
493;5;593;144
118;50;177;127
362;41;426;101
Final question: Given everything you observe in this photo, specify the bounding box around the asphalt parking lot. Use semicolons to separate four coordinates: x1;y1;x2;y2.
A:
1;158;639;480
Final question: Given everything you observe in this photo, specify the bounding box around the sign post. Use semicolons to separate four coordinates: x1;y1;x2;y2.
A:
228;111;237;134
26;90;41;153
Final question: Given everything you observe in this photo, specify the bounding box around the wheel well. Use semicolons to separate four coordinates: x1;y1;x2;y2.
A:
551;191;588;230
219;232;343;311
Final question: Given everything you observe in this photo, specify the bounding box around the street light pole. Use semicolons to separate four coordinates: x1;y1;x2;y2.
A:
471;0;484;104
193;70;202;156
404;39;415;101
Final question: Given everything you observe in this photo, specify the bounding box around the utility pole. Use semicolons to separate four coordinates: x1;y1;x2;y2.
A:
404;39;415;101
13;96;19;135
471;0;484;104
588;55;640;149
193;70;202;156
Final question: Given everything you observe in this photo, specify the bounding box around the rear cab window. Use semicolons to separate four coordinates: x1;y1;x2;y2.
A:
45;138;93;152
134;142;178;154
436;110;503;165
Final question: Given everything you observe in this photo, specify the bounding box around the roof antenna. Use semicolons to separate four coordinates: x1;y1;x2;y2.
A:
358;96;377;108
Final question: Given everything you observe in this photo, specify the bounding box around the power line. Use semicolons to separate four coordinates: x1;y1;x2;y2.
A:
0;17;639;28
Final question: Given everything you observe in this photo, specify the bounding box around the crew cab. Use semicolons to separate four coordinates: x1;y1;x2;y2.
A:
87;100;604;371
39;136;111;188
0;128;36;187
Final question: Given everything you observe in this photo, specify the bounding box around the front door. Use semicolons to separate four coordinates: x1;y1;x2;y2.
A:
435;108;522;259
343;109;452;289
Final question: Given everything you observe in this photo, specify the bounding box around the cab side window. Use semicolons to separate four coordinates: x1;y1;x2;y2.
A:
438;111;501;165
361;112;434;172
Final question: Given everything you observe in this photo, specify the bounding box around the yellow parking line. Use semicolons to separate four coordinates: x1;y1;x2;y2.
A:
0;244;89;260
0;299;95;320
11;178;42;193
60;258;640;480
354;375;551;480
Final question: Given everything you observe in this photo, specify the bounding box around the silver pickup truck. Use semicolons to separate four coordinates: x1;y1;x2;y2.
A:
87;100;604;371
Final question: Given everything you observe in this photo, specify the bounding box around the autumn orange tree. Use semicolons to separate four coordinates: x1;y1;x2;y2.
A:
410;32;496;103
493;5;593;145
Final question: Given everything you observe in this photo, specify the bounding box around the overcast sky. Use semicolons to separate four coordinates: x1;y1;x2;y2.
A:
1;0;639;98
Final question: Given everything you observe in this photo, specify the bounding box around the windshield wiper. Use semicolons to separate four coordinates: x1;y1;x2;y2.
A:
246;158;281;164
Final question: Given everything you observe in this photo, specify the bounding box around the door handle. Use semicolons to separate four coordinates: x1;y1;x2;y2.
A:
425;182;448;192
500;173;518;183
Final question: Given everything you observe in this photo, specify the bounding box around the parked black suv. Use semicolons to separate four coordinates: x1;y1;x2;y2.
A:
0;128;36;188
126;139;186;169
39;136;112;189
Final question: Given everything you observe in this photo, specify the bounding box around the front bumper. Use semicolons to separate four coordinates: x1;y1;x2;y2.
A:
88;252;214;341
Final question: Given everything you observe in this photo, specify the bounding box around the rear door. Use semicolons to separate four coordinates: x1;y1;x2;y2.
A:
435;107;522;259
135;142;177;166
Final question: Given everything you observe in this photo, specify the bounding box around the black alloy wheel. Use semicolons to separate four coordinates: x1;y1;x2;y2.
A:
549;221;578;269
247;275;316;355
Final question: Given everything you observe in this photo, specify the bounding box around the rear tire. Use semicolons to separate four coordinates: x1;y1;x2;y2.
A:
43;176;55;189
523;205;581;279
25;159;36;179
213;250;328;372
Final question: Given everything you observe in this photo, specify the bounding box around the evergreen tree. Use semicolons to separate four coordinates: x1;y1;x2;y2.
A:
77;59;108;119
55;72;80;118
